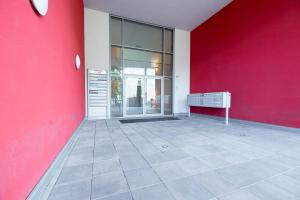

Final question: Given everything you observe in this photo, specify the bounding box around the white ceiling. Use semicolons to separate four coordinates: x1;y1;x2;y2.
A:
84;0;233;31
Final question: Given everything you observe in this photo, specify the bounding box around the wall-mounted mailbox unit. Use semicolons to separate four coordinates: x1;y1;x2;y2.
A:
187;92;231;125
87;69;108;119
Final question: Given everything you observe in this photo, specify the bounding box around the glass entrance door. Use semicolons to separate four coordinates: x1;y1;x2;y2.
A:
124;76;162;116
124;77;144;116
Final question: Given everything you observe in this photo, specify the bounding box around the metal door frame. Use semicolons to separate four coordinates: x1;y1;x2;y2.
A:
123;75;163;117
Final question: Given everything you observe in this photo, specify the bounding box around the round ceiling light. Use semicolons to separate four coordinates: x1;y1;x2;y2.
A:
31;0;48;16
75;54;81;70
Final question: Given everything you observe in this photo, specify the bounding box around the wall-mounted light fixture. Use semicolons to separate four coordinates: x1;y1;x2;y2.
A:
75;54;81;70
31;0;48;16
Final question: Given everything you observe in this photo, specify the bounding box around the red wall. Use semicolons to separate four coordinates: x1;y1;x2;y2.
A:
190;0;300;128
0;1;85;199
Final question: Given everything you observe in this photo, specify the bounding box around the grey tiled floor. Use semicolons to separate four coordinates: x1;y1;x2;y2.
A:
48;116;300;200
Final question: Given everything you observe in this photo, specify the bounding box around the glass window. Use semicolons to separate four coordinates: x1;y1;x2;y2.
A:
164;78;172;115
124;20;163;51
146;53;162;76
111;76;123;117
111;17;122;45
164;29;173;53
164;54;173;76
111;47;122;76
123;48;145;75
123;48;162;76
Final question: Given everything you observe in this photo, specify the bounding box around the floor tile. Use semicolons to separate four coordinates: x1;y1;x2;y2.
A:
119;154;149;171
116;144;139;155
218;189;261;200
266;174;300;198
72;146;94;154
65;152;93;167
94;144;115;153
166;176;214;200
57;164;92;184
245;180;299;200
217;151;249;164
255;155;292;172
48;180;91;200
92;171;129;199
143;152;173;165
196;154;231;169
175;157;211;175
285;167;300;181
162;147;190;161
216;160;282;187
152;161;190;182
94;149;119;162
96;192;133;200
74;138;95;149
93;158;122;176
125;167;161;189
132;184;175;200
192;171;236;196
272;154;300;168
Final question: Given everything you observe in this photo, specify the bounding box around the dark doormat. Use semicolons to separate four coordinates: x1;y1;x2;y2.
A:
119;117;180;124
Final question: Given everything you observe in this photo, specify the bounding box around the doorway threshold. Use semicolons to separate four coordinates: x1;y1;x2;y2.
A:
119;117;180;124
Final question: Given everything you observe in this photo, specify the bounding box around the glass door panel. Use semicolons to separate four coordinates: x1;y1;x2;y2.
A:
125;77;144;116
164;78;172;115
146;78;161;114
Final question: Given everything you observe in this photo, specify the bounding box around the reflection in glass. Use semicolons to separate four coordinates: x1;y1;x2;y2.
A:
146;79;161;114
146;54;162;76
125;77;143;115
164;78;172;115
111;76;123;117
123;48;162;76
164;29;173;53
111;47;122;76
164;54;173;76
124;20;163;51
110;17;122;45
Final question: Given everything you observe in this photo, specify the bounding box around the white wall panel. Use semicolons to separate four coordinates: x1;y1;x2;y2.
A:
173;29;190;114
84;9;110;117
